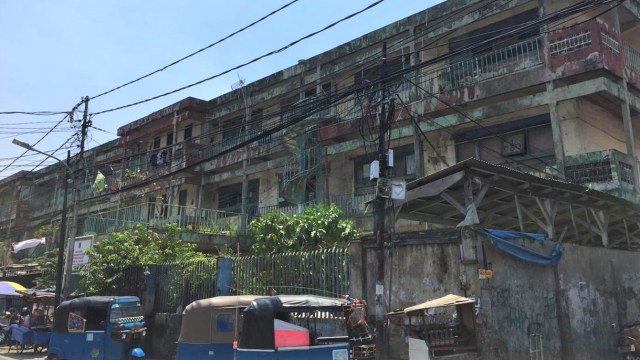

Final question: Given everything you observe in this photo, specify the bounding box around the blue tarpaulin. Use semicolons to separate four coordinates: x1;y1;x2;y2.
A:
483;228;562;266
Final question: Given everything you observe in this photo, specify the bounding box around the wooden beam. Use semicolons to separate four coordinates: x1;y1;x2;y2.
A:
569;204;580;244
623;218;632;250
514;194;525;233
473;184;490;208
440;191;466;215
521;205;549;234
590;209;609;247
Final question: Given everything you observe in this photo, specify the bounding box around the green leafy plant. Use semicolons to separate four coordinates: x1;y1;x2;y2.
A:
79;224;205;294
250;203;361;254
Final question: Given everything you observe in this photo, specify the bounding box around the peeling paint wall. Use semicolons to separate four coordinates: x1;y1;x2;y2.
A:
350;234;640;360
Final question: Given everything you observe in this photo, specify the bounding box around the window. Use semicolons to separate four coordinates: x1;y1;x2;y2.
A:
217;180;259;213
216;313;234;332
166;131;174;146
454;115;555;169
448;9;539;56
354;57;405;88
223;116;243;140
184;124;193;140
153;136;161;149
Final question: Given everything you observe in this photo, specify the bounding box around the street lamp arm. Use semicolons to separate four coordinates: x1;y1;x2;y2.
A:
12;138;71;170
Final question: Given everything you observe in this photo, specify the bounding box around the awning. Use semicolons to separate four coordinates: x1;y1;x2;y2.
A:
403;294;475;314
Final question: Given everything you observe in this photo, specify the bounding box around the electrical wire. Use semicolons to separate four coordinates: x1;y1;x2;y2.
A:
0;113;71;177
90;0;386;116
0;111;68;116
90;0;302;100
32;0;624;197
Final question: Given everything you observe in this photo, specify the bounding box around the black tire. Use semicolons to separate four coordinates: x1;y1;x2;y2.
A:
47;354;60;360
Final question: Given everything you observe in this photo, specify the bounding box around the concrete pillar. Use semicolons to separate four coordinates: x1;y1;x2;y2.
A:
348;240;365;299
540;0;566;178
460;227;479;297
409;26;426;178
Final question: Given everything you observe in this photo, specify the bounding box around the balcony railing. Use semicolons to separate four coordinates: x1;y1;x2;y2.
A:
625;44;640;75
417;36;543;95
564;149;636;201
257;200;319;217
83;203;240;236
330;190;376;217
255;190;375;220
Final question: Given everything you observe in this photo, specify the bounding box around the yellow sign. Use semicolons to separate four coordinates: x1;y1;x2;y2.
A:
478;269;495;279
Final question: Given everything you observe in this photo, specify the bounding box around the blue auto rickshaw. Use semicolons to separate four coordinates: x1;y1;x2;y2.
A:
175;295;260;360
47;296;146;360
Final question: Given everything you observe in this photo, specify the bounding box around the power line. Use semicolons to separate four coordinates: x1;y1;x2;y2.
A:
90;0;386;116
90;0;302;100
0;111;68;116
0;113;71;177
28;0;621;197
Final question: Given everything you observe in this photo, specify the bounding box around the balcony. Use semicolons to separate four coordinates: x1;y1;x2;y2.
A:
255;190;375;221
625;44;640;90
547;18;624;81
415;36;543;98
564;149;638;203
171;141;204;171
82;203;241;244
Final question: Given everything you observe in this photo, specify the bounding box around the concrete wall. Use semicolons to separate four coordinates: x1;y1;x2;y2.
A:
350;230;640;360
560;98;631;157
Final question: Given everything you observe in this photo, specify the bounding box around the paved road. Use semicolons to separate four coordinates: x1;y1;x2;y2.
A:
0;347;165;360
0;347;45;360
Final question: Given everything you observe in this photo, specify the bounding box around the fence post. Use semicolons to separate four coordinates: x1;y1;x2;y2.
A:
216;257;233;296
143;265;157;317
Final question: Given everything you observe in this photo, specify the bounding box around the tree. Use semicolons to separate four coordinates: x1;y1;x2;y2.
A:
250;203;361;254
79;224;205;294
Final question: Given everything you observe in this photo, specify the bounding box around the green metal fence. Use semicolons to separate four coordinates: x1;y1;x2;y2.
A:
233;247;350;298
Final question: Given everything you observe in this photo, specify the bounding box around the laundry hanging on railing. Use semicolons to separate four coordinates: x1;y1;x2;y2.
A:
482;228;562;266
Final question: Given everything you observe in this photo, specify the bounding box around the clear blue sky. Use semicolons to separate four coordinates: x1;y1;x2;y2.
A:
0;0;440;179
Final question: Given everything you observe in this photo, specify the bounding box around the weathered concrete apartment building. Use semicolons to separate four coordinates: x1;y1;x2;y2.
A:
1;0;639;358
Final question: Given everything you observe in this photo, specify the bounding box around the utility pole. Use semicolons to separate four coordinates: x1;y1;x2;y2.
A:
373;42;393;354
62;96;90;300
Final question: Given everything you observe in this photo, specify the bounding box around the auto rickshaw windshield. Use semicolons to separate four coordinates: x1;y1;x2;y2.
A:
109;302;144;323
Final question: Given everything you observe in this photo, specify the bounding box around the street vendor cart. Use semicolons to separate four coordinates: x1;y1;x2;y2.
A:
388;294;478;360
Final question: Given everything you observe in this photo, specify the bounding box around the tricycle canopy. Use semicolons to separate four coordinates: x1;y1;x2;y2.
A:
403;294;475;315
239;294;348;350
178;295;259;344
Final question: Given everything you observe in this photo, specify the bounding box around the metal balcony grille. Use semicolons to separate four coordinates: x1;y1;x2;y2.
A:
625;44;640;74
601;32;620;54
549;30;591;56
619;161;634;184
564;160;612;184
418;36;543;94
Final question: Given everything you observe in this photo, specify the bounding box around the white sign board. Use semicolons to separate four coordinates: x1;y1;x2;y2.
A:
72;236;93;274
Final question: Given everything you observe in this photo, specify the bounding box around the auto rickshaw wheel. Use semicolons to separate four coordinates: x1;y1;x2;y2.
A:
47;354;59;360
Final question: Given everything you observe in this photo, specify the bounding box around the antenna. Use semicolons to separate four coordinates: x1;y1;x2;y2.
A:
231;73;246;91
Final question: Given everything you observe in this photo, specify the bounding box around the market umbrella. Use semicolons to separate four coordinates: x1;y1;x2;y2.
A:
0;281;26;296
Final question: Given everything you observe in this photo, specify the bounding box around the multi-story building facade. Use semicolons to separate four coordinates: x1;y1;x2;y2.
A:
2;0;639;357
2;0;639;251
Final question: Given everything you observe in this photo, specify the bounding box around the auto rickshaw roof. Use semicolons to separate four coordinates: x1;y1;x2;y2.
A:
402;294;475;314
53;296;140;332
240;295;348;350
178;295;261;344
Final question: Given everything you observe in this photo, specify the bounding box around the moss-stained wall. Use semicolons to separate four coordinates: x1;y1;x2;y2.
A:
350;231;640;360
